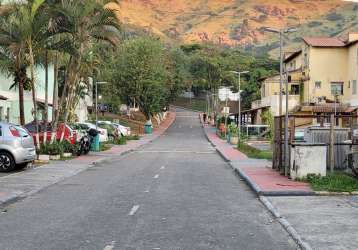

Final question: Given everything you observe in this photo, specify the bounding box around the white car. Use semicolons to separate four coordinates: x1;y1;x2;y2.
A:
98;121;131;136
76;122;108;142
113;123;131;136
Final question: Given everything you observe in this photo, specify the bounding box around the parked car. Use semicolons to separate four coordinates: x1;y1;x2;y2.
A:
76;122;108;142
97;122;118;141
0;122;36;172
98;121;131;136
113;123;131;136
25;122;77;145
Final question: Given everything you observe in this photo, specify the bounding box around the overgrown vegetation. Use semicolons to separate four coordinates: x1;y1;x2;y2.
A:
303;173;358;193
172;97;207;112
238;142;273;160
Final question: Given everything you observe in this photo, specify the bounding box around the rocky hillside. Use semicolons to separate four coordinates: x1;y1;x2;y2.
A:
108;0;358;53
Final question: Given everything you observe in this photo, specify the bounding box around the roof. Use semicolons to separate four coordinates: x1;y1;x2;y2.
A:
284;50;302;63
300;104;357;113
258;74;280;83
0;95;8;100
303;37;346;47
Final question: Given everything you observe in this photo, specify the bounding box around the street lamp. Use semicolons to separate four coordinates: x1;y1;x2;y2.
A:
264;27;297;175
230;70;250;144
95;81;108;131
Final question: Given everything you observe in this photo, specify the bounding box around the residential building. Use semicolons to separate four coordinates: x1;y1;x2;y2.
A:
0;66;54;124
247;32;358;125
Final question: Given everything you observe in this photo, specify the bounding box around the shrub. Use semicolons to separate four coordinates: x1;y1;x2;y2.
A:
228;123;239;136
46;142;63;155
115;136;127;145
62;140;74;153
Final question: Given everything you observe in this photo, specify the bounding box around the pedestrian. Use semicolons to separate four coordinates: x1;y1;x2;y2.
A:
203;113;207;123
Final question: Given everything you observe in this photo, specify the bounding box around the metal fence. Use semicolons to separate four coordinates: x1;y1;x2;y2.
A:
273;114;358;175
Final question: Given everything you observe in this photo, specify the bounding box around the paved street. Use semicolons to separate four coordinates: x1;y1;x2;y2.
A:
0;109;296;250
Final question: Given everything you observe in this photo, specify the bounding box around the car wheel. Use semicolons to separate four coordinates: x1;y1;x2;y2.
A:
0;152;15;172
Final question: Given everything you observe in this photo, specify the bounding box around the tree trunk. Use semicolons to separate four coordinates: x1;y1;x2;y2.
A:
29;42;40;148
18;78;25;126
51;52;59;143
44;51;48;144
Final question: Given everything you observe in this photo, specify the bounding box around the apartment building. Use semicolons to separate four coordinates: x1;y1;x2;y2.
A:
247;32;358;125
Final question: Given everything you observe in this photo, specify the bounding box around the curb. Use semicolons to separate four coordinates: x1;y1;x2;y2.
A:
259;196;313;250
0;113;176;208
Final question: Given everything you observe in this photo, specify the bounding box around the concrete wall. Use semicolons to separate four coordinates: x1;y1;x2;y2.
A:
346;43;358;105
307;47;348;103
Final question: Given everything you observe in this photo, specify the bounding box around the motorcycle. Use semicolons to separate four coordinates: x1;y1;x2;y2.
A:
76;128;98;156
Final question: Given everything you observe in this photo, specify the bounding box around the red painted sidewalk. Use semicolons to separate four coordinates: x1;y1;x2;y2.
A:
201;116;312;195
74;111;176;164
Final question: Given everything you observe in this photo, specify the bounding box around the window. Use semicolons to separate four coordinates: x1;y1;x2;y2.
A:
353;80;357;95
315;81;321;89
290;85;300;95
331;82;344;96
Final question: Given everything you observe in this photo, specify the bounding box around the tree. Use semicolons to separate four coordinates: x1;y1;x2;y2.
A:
110;37;169;122
0;3;30;125
46;0;120;140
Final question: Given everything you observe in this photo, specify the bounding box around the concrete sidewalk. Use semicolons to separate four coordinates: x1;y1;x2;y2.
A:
268;195;358;250
0;112;176;206
202;124;313;196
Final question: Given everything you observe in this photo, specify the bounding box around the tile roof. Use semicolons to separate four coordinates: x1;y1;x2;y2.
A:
303;37;346;47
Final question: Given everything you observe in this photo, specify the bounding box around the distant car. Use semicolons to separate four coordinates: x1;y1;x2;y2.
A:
113;123;131;136
0;122;36;172
97;122;118;141
25;122;77;145
98;121;131;137
76;122;108;142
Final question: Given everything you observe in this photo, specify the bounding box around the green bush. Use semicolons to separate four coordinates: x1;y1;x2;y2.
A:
46;142;63;155
62;140;74;153
114;136;127;145
228;123;239;136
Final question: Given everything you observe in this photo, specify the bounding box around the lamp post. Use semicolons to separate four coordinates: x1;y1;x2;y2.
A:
230;71;250;144
95;81;108;131
264;27;297;175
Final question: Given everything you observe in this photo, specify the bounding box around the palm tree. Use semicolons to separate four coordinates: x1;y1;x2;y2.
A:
48;0;120;140
0;4;30;125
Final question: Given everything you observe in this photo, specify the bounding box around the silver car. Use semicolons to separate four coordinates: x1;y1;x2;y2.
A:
0;122;36;172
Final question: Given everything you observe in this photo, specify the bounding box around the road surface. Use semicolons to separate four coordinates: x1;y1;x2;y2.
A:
0;109;296;250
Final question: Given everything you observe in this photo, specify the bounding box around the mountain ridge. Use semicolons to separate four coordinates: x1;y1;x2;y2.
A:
108;0;358;53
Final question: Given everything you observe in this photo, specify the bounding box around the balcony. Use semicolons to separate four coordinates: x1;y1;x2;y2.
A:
251;95;301;116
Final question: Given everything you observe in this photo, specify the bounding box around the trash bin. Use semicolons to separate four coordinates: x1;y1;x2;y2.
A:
144;122;153;134
91;133;100;152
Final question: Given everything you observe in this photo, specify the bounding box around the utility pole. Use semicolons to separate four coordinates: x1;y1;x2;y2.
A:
264;27;298;175
230;71;250;144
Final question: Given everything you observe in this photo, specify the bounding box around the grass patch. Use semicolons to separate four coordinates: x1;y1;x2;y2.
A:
172;97;206;112
126;134;141;140
238;142;273;160
100;143;112;151
303;173;358;192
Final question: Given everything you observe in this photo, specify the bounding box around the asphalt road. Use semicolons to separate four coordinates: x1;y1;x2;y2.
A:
0;109;296;250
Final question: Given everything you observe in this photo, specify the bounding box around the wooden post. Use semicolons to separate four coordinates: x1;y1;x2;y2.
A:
330;114;335;173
